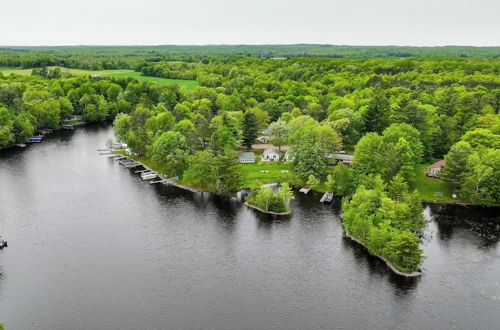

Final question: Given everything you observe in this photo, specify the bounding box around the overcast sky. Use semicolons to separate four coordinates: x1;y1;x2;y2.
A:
2;0;499;46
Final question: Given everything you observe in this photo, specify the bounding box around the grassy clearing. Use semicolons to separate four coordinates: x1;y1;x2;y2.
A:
239;161;296;188
411;164;464;203
106;71;198;90
0;67;198;90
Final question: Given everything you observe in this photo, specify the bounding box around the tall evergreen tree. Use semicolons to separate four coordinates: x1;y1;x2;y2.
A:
441;141;472;190
242;111;259;150
363;91;389;133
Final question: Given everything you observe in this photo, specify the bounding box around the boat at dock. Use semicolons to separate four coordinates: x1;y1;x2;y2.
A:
141;173;158;180
26;136;42;143
320;192;334;203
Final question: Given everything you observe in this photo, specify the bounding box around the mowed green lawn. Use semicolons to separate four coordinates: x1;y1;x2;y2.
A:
239;161;295;188
0;67;198;90
411;164;464;203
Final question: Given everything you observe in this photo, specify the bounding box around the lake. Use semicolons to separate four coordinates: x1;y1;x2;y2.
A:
0;125;499;330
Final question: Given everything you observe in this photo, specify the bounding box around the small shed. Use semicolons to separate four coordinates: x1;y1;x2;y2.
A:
262;147;281;161
284;150;295;162
238;152;256;163
427;160;445;177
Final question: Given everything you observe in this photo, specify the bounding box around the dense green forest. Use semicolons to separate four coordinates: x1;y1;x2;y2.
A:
0;44;499;71
1;47;499;273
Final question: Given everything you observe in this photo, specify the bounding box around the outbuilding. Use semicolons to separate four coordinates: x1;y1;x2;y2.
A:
284;150;295;162
238;152;257;163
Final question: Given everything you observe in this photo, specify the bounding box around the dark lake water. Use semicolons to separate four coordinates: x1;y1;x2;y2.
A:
0;125;499;330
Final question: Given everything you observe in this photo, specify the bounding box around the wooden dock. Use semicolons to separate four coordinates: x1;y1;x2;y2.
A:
150;179;169;185
124;162;142;168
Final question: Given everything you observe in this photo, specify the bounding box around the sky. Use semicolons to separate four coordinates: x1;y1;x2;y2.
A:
1;0;499;46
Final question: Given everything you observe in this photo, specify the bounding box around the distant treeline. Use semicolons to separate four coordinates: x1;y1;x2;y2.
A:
0;45;499;71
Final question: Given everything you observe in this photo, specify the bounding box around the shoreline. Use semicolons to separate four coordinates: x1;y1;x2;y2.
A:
111;151;500;210
344;231;422;277
243;202;292;216
0;121;90;151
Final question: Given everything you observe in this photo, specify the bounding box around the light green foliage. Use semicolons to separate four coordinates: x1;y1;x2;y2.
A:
307;174;320;188
353;133;386;176
0;107;15;147
211;125;237;154
342;181;425;273
460;148;500;204
326;163;358;196
246;182;294;212
152;131;188;175
382;123;423;164
113;113;131;142
441;141;472;189
183;150;217;192
461;128;500;149
268;120;289;151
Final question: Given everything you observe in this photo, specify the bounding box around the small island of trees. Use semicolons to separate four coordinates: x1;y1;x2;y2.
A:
245;182;294;215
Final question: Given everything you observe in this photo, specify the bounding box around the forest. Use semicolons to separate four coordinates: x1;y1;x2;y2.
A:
1;47;499;273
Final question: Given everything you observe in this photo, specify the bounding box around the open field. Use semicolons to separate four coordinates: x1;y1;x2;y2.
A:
0;67;198;90
411;164;464;203
239;162;296;188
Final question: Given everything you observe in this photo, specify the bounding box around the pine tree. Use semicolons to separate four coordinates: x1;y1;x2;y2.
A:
242;111;259;150
441;141;472;190
363;91;389;133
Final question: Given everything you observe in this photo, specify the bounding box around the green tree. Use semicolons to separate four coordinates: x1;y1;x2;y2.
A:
211;126;237;154
183;150;217;192
353;133;385;177
363;91;389;133
214;149;243;195
151;131;188;173
268;120;289;152
385;232;423;273
326;163;357;196
113;113;131;142
441;141;473;189
242;111;259;150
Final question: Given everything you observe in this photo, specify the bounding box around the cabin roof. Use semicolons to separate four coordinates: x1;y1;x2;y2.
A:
333;154;354;161
238;152;256;160
429;159;446;168
263;147;281;156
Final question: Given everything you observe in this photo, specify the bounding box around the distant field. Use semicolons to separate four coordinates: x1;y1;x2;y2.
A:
411;164;463;203
0;67;198;90
106;71;198;90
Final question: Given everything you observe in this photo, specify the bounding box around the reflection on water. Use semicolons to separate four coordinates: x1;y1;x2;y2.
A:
0;125;499;330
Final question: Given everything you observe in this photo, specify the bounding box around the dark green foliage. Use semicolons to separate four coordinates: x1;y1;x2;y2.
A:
242;111;259;150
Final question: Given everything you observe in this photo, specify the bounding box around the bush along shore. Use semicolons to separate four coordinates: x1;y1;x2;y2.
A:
341;175;425;276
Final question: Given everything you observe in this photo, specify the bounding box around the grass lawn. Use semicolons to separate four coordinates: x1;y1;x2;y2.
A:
411;164;465;203
0;67;198;90
239;161;296;188
106;71;198;90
